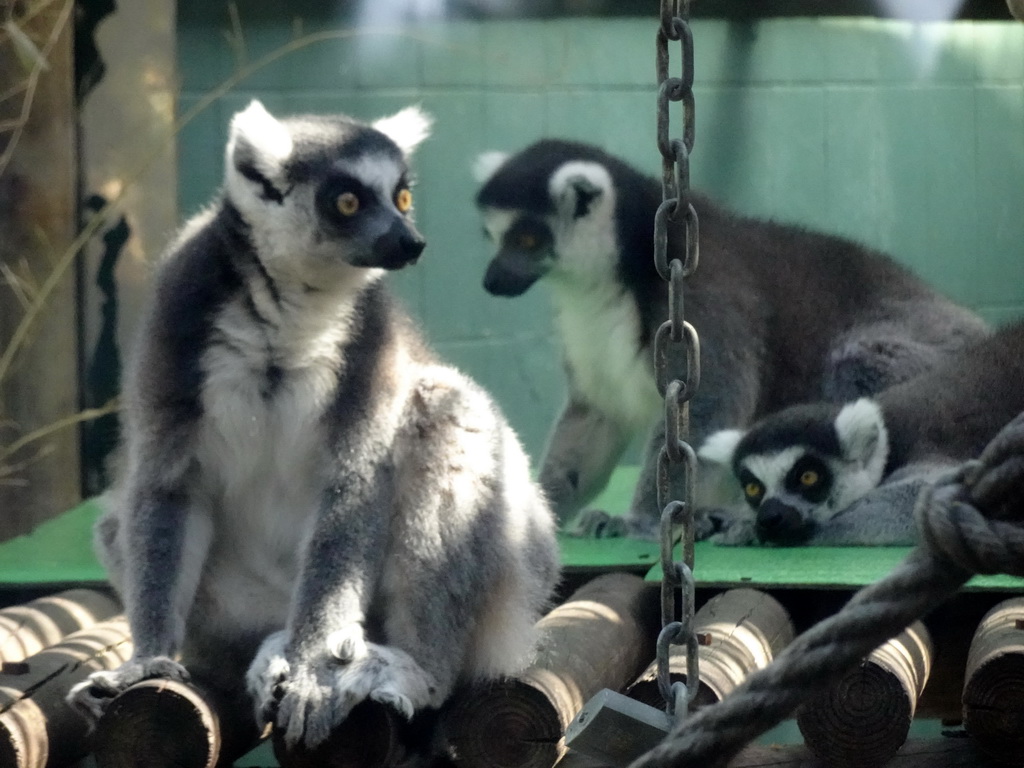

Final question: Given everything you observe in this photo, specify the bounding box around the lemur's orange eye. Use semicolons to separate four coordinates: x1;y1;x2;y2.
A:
336;192;360;216
800;470;819;487
744;481;764;499
395;188;412;213
519;233;537;249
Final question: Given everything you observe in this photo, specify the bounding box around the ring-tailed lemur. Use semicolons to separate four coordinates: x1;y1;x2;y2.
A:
474;140;989;539
699;319;1024;545
66;101;560;753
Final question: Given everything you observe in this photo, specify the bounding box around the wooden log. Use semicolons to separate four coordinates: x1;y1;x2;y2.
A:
626;588;795;709
440;572;659;768
93;677;259;768
272;699;406;768
962;596;1024;766
0;589;121;664
796;620;933;768
0;616;132;768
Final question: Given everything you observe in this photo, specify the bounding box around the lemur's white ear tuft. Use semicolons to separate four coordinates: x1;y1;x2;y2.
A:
698;429;746;466
550;161;609;219
374;106;432;157
227;100;293;178
473;151;509;183
835;398;889;468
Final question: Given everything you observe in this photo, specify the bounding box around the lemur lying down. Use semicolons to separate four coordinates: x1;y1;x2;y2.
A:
699;319;1024;546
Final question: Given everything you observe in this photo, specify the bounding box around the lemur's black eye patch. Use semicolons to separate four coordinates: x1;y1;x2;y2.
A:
317;174;373;226
785;455;831;503
502;216;553;255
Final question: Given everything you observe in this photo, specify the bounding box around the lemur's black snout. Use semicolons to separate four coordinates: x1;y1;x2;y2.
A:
374;219;426;270
400;232;426;260
756;498;811;545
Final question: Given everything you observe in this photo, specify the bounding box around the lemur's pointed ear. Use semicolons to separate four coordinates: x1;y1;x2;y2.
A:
698;429;746;466
563;175;602;218
226;100;293;182
374;106;432;157
473;151;509;183
835;398;889;467
550;162;609;219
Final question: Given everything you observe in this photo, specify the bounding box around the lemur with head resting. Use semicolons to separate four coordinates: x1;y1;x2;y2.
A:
699;319;1024;545
473;139;989;539
66;101;560;754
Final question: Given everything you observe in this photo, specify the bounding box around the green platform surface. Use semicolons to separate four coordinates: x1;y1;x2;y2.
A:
0;497;108;585
0;468;1021;592
564;467;1024;592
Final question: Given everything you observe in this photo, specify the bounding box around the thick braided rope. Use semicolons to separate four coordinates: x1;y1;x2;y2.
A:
630;412;1024;768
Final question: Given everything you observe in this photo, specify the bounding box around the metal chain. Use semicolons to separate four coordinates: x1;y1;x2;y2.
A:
653;0;701;722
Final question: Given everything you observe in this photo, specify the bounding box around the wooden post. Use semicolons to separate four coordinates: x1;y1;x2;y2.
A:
0;617;132;768
0;589;121;664
78;0;178;494
796;620;932;768
440;572;659;768
0;0;81;540
626;588;795;708
93;677;260;768
962;596;1024;766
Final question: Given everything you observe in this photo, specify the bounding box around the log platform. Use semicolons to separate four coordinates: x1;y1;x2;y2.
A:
1;470;1022;768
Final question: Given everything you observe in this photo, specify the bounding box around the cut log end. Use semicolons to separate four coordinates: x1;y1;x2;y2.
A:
798;660;915;768
272;699;404;768
963;652;1024;766
443;680;561;768
962;596;1024;767
93;679;220;768
797;622;931;768
0;698;46;768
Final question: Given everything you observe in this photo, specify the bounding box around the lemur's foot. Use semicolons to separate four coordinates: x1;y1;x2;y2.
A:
694;506;759;545
249;629;439;750
246;630;291;725
567;509;660;540
66;656;189;725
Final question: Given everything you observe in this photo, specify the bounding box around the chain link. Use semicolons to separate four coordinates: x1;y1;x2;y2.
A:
654;0;700;722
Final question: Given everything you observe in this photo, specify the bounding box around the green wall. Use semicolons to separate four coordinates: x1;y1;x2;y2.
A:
177;6;1024;459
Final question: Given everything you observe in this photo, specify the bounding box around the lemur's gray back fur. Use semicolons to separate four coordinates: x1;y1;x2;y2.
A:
474;139;989;538
69;102;559;755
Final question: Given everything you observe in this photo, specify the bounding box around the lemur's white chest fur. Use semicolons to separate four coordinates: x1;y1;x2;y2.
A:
196;282;359;622
547;162;661;432
551;283;660;432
